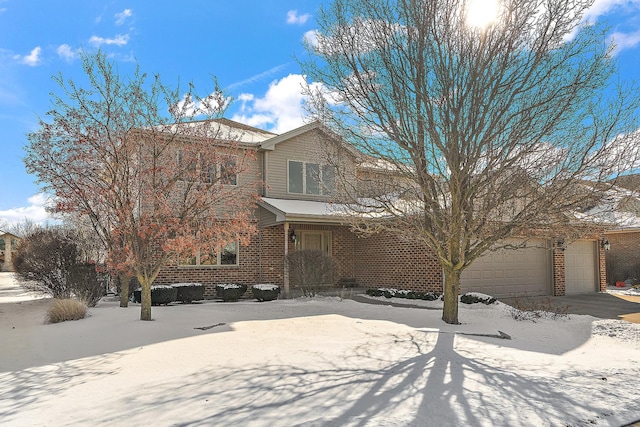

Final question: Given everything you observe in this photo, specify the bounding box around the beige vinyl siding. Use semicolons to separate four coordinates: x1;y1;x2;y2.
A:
265;129;356;200
257;206;278;228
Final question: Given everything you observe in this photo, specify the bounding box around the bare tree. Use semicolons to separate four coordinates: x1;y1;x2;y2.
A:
25;52;259;320
301;0;640;324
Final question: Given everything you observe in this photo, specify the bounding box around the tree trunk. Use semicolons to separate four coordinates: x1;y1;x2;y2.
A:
118;272;130;308
442;266;461;324
139;278;152;321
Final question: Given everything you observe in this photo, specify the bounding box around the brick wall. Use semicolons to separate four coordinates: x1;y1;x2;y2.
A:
155;224;285;298
604;231;640;283
354;232;443;292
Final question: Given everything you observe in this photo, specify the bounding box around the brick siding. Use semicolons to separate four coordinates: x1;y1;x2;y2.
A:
604;231;640;283
354;232;443;293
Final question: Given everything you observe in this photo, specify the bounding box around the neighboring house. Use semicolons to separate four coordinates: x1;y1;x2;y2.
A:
599;177;640;284
153;119;608;298
0;232;21;272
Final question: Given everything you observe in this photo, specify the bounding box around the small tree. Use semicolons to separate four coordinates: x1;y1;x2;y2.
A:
302;0;640;323
286;249;340;296
25;51;258;320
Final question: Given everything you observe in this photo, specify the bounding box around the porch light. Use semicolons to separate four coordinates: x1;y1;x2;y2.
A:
289;228;297;243
556;239;566;250
601;239;610;251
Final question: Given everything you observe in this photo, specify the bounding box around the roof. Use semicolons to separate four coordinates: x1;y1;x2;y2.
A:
158;118;278;145
258;197;348;224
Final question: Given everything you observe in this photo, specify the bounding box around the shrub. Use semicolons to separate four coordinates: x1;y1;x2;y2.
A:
46;298;88;324
460;293;497;305
13;227;84;299
172;283;205;303
286;250;340;296
133;285;178;305
507;295;569;321
67;264;106;307
215;283;247;301
252;284;280;301
365;288;441;301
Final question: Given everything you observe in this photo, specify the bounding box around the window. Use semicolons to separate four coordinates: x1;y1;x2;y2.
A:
177;150;237;186
296;230;332;256
288;160;335;195
178;241;238;267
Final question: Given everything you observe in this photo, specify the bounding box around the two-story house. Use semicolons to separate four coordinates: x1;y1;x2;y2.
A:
152;119;608;299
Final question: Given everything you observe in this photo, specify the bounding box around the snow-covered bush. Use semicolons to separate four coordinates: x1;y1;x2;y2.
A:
172;283;205;303
460;293;497;305
252;284;280;301
215;283;247;302
365;288;441;301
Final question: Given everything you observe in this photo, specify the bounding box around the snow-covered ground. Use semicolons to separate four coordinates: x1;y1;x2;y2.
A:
1;273;640;427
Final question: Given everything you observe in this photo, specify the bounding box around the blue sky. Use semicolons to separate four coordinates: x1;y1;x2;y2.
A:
0;0;639;227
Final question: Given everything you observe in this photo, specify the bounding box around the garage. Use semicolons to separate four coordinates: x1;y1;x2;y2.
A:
565;240;598;294
460;239;551;298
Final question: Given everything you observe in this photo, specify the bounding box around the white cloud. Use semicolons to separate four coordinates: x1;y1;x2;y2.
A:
286;10;311;25
303;30;319;48
583;0;640;22
114;8;133;25
611;29;640;53
89;34;129;47
14;47;42;66
231;74;323;133
0;194;55;227
56;44;76;62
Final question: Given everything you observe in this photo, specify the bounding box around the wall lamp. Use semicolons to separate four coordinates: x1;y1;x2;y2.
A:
289;228;297;243
556;239;566;250
601;239;610;251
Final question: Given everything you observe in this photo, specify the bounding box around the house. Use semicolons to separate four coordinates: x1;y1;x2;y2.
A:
0;231;21;272
152;119;608;298
598;176;640;284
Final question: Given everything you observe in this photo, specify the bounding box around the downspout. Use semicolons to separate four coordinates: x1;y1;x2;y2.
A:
283;222;290;298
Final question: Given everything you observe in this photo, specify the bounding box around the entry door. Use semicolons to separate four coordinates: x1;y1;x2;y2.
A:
300;231;332;256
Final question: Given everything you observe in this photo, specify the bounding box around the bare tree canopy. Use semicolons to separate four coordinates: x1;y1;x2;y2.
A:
24;52;258;320
301;0;640;324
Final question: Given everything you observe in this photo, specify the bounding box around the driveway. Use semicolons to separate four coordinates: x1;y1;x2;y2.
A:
502;292;640;323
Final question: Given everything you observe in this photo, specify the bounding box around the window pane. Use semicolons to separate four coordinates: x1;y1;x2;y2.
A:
220;241;237;265
306;163;320;195
220;157;237;185
177;149;197;181
289;161;303;193
322;165;335;195
201;158;216;183
178;252;197;266
200;251;218;265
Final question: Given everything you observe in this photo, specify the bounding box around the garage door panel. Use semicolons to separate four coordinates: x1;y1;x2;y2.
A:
461;239;551;298
565;240;597;294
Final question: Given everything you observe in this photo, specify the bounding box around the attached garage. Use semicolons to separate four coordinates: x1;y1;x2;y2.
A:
461;239;551;298
565;240;598;294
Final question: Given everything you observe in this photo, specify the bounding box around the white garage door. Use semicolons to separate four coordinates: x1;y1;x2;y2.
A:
461;239;551;298
565;240;597;294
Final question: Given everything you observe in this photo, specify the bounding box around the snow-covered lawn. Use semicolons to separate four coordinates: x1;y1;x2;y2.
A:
1;285;640;426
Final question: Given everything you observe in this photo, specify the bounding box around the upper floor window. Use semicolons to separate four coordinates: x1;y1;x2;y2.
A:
178;150;237;186
288;160;335;195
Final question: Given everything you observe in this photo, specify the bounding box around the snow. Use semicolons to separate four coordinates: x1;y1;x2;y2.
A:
1;273;640;426
253;284;280;291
